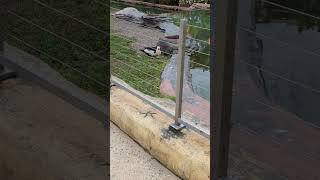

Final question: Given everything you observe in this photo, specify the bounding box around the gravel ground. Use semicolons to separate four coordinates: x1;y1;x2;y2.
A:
0;78;107;180
110;14;165;51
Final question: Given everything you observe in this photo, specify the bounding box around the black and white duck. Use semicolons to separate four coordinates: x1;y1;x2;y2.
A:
141;46;161;57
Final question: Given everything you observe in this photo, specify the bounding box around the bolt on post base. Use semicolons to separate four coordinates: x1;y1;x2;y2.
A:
169;121;186;132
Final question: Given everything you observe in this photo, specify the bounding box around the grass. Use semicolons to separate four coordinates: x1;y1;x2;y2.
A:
7;0;109;99
7;0;173;100
110;34;171;98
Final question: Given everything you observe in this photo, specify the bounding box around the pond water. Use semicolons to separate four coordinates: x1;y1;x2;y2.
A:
228;0;320;179
111;2;210;101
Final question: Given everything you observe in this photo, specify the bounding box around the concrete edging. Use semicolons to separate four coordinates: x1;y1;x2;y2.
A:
1;43;108;123
110;82;210;180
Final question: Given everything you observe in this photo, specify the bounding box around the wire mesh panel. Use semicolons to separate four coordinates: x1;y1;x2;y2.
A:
228;0;320;179
180;21;211;135
6;0;109;98
110;0;210;136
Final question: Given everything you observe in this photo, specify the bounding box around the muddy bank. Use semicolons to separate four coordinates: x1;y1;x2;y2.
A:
0;79;107;180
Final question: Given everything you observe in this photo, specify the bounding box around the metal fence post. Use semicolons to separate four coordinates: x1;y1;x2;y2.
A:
170;19;187;131
212;0;238;179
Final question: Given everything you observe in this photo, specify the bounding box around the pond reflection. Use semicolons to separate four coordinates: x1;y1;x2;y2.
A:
229;0;320;179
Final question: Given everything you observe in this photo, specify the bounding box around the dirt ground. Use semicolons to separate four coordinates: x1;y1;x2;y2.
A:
110;123;180;180
110;13;165;51
0;78;107;180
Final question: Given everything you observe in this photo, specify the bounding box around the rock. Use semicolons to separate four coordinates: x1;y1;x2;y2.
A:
156;36;201;56
158;22;180;36
113;7;145;19
113;8;180;36
141;15;171;28
157;38;178;56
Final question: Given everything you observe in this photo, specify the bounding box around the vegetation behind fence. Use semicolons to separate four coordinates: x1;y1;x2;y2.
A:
7;0;109;98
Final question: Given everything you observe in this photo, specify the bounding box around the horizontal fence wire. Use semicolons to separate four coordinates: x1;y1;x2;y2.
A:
232;0;320;166
112;32;210;79
186;24;211;31
111;37;173;63
32;0;108;35
187;82;210;92
188;37;210;45
108;0;210;135
261;0;320;21
190;61;210;68
109;0;211;60
111;42;165;72
112;30;209;64
234;59;320;160
111;64;161;90
112;33;210;70
111;71;159;96
111;34;210;93
8;10;108;62
107;0;212;30
9;34;107;88
111;27;210;58
255;98;320;130
239;58;320;94
110;18;210;94
239;26;320;59
110;0;173;12
111;32;178;57
235;118;320;161
112;30;178;49
110;0;212;15
112;57;160;80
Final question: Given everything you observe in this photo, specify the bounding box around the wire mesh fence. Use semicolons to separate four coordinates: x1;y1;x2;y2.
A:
226;0;320;179
110;0;211;135
4;0;109;98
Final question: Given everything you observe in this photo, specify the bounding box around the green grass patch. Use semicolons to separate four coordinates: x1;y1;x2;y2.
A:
7;0;108;99
110;34;170;98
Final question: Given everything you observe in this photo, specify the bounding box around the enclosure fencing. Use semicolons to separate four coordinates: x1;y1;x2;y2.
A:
1;0;109;100
1;0;211;137
109;0;211;137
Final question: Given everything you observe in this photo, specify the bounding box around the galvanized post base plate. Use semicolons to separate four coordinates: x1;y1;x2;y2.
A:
169;122;186;132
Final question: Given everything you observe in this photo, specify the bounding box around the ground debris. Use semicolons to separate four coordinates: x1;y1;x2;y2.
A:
139;111;157;118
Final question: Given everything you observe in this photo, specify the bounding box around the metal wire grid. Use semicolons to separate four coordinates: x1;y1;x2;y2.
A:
232;0;320;163
109;2;210;137
109;0;211;96
6;0;108;97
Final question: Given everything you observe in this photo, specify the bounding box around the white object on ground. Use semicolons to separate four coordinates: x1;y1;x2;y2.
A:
143;46;161;57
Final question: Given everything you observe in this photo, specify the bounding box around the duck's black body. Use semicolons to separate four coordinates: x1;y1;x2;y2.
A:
165;35;179;39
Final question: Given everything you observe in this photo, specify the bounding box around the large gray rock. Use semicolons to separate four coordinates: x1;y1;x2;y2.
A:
114;7;145;19
114;8;180;36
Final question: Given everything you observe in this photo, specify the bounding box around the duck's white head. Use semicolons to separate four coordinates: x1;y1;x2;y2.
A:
156;46;161;54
